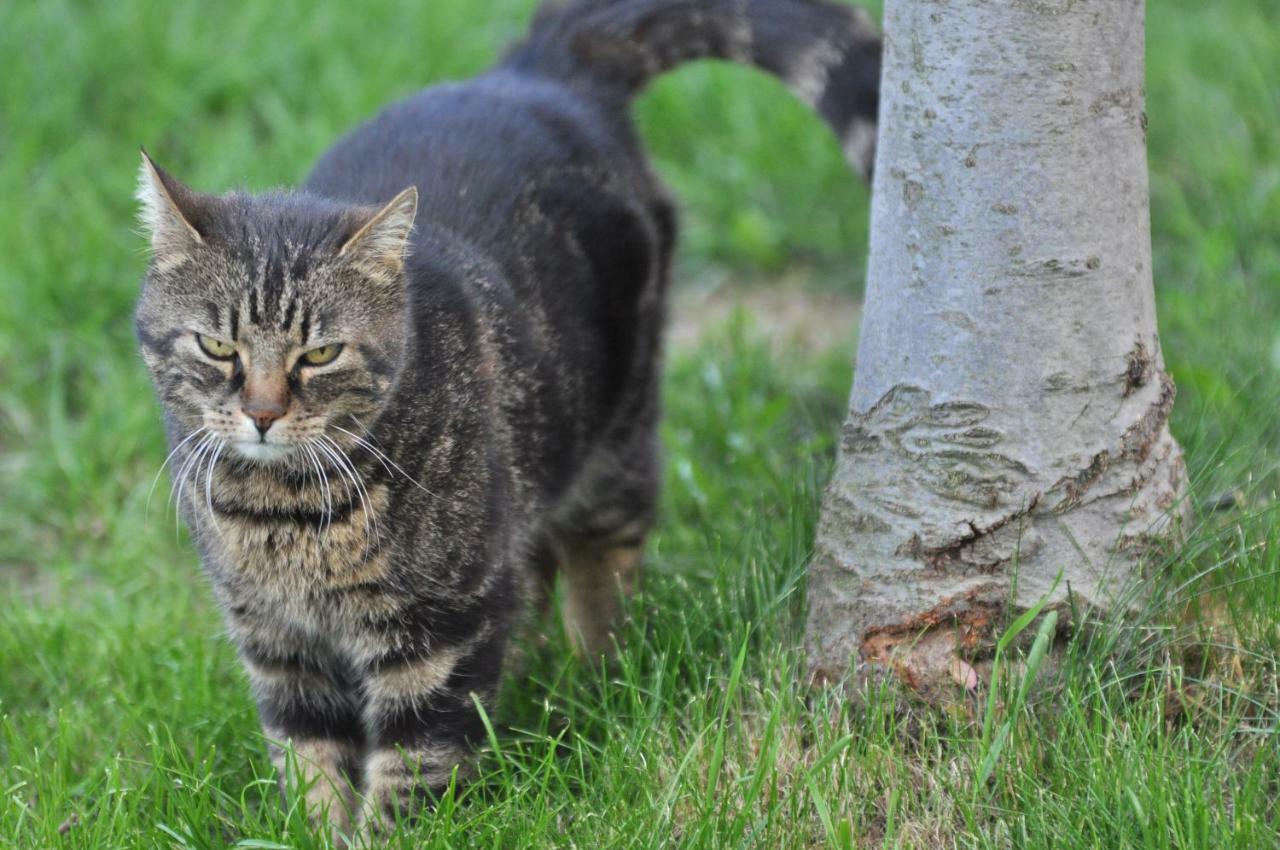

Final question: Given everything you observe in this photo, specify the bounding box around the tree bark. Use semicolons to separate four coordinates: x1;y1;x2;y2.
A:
806;0;1188;698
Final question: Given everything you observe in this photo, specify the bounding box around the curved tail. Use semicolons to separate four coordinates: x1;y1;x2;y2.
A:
504;0;881;178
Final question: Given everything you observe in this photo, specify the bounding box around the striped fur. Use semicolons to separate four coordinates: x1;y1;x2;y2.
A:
136;0;879;837
509;0;881;177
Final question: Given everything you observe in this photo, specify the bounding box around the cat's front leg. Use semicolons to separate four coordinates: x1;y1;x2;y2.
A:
353;608;509;832
232;615;366;836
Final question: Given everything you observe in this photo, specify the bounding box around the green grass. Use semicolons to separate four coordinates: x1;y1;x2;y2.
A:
1;0;1277;847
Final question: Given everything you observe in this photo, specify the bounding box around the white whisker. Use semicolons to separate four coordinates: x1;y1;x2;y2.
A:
334;422;396;479
302;442;334;541
146;426;207;522
204;440;225;539
319;434;381;553
314;436;376;554
171;432;213;517
334;423;441;501
173;433;215;540
302;442;327;539
312;439;357;520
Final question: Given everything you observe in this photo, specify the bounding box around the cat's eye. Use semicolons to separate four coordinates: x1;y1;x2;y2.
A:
196;334;237;360
300;343;344;366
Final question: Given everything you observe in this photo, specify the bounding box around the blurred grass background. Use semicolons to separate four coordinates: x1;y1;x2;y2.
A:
0;0;1277;846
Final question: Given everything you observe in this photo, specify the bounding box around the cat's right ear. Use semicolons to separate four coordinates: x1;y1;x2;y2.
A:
136;149;208;267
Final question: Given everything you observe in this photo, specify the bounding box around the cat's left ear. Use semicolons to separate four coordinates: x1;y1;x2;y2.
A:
339;186;419;279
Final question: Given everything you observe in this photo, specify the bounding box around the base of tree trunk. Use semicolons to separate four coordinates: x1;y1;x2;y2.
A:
806;375;1187;701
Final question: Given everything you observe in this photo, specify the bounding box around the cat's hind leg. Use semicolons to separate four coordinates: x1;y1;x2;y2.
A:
549;427;659;658
554;525;648;658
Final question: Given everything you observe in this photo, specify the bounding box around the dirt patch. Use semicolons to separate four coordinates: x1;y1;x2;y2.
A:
667;279;861;355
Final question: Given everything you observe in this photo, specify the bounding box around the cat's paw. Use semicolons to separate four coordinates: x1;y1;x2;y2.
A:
349;796;398;847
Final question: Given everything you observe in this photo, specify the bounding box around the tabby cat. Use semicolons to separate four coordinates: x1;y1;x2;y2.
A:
135;0;879;836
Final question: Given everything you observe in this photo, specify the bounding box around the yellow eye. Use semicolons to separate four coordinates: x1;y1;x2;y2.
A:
196;334;237;360
301;343;344;366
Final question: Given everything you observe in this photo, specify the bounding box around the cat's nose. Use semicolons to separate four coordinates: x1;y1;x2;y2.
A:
242;371;289;436
242;403;286;435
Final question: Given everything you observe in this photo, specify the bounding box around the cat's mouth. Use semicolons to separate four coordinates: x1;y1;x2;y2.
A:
232;440;297;463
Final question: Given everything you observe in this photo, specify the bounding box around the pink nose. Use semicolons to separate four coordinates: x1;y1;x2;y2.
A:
242;404;285;435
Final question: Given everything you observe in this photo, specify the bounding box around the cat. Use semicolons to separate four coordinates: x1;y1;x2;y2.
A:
135;0;879;837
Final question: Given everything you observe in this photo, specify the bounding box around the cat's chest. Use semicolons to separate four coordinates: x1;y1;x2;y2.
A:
190;465;396;618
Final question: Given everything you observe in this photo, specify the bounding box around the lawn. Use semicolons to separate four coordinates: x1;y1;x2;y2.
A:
1;0;1278;847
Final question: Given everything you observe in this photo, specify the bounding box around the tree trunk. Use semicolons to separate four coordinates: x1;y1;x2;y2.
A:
806;0;1188;698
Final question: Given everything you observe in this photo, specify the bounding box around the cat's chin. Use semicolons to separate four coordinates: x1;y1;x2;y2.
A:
232;441;296;464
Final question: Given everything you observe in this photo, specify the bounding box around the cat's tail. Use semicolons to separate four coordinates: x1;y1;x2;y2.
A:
504;0;881;179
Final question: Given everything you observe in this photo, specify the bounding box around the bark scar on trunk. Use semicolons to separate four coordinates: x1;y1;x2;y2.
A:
858;583;1005;698
841;384;1034;521
860;583;1003;647
1047;370;1175;513
899;494;1041;572
1123;339;1153;397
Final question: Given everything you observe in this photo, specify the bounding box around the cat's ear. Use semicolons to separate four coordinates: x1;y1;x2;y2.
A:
136;150;209;266
338;186;418;278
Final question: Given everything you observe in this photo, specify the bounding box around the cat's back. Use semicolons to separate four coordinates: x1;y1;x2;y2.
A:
304;69;642;243
305;58;675;494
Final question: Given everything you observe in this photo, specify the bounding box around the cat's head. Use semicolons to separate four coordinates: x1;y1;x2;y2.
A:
134;151;418;465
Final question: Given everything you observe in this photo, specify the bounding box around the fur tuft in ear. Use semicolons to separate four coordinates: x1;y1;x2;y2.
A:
339;186;419;277
136;150;208;267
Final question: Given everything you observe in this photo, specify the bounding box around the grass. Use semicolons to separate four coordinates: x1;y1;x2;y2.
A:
0;0;1277;846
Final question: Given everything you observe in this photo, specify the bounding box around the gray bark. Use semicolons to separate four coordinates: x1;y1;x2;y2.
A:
806;0;1187;697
